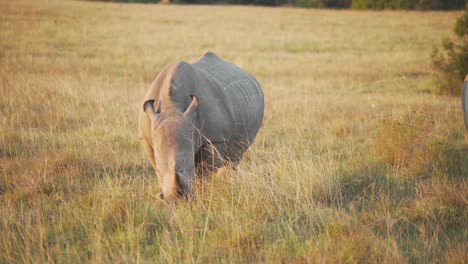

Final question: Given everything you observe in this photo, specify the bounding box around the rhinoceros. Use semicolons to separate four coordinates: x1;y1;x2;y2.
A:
138;52;264;202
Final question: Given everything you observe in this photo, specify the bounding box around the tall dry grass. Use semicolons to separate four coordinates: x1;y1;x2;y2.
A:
0;0;466;262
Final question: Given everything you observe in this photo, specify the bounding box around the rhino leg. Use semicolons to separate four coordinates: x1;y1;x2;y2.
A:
224;139;249;167
195;142;227;172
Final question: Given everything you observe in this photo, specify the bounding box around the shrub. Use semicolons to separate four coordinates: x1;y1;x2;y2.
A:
351;0;465;10
415;0;466;10
112;0;161;2
295;0;323;7
91;0;464;8
431;4;468;95
321;0;352;7
351;0;412;9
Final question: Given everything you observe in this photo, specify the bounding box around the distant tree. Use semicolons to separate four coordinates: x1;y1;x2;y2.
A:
414;0;465;10
321;0;351;8
351;0;465;9
112;0;161;2
295;0;323;7
431;4;468;95
98;0;466;8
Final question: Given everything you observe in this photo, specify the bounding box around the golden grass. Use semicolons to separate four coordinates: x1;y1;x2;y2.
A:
0;0;467;262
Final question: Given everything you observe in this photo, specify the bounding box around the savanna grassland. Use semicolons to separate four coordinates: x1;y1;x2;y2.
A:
0;0;467;262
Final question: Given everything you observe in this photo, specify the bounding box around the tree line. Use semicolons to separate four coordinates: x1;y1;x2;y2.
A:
109;0;465;9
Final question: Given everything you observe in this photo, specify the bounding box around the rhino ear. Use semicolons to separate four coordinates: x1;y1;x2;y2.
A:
144;100;160;122
183;95;198;119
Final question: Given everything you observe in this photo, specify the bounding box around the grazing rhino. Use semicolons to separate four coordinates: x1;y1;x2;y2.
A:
139;52;264;202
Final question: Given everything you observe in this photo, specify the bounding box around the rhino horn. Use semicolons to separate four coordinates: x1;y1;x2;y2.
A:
183;95;198;119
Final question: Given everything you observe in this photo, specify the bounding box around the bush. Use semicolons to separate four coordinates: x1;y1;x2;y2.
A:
351;0;465;10
112;0;161;2
415;0;466;10
295;0;323;7
431;4;468;95
351;0;412;9
93;0;464;8
321;0;352;7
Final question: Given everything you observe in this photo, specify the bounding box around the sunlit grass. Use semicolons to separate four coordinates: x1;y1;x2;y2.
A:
0;0;466;262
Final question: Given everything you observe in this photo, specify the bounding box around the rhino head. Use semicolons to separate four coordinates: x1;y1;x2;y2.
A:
143;95;199;202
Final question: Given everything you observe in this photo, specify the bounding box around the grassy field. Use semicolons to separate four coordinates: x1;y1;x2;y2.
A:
1;0;467;262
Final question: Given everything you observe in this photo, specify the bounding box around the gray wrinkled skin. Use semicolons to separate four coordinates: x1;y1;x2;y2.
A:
139;52;264;202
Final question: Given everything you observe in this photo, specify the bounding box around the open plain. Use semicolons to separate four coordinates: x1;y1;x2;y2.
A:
0;0;466;262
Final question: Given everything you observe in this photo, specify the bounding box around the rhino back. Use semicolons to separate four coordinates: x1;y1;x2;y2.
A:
170;52;264;146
